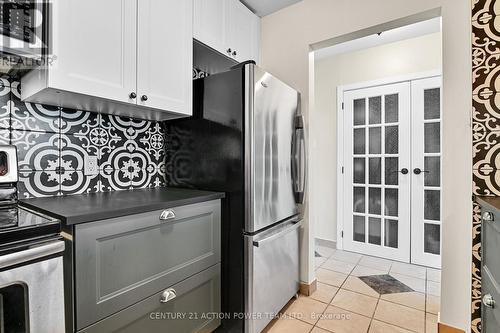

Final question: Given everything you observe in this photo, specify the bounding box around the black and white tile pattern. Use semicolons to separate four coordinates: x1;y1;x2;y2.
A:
0;78;167;198
193;68;210;79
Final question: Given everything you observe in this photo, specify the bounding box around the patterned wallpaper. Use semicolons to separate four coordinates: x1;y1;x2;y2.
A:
471;0;500;331
0;77;167;198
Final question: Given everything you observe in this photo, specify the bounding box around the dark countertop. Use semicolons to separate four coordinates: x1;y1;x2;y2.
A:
476;196;500;212
20;187;225;225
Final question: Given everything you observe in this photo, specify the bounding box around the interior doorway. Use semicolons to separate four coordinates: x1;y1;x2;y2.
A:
340;75;442;268
303;15;444;333
310;16;443;269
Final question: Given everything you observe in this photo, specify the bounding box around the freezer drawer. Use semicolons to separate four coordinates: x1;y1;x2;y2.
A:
245;218;301;333
74;200;221;330
79;264;221;333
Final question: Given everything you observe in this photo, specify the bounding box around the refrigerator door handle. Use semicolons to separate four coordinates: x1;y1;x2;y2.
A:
292;114;306;204
253;220;302;247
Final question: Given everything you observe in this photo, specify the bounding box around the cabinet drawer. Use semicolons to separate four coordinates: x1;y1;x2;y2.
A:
482;267;500;333
79;264;221;333
482;211;500;283
75;200;221;330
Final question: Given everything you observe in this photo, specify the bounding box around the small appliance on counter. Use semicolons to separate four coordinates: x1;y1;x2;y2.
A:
166;62;306;333
0;145;65;333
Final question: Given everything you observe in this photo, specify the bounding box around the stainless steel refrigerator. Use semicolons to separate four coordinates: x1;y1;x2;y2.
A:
166;62;306;333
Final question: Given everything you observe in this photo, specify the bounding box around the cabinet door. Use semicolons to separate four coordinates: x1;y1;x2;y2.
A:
137;0;193;115
193;0;227;55
49;0;137;105
250;13;261;64
225;0;259;62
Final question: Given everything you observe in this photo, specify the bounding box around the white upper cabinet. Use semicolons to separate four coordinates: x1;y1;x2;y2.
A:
194;0;260;63
137;0;192;115
50;0;137;105
193;0;227;54
225;0;259;63
22;0;193;120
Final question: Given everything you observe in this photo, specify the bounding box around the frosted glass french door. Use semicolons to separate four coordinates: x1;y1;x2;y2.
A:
343;77;442;268
343;82;411;262
410;77;442;268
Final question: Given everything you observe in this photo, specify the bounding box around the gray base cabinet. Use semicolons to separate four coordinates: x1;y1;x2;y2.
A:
71;199;221;333
479;198;500;332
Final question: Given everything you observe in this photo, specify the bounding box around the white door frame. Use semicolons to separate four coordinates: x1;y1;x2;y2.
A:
336;70;442;255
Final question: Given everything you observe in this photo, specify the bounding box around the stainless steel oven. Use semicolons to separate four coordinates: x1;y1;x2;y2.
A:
0;240;65;333
0;146;18;183
0;144;65;332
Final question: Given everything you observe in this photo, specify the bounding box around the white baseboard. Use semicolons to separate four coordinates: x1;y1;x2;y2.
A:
315;237;336;249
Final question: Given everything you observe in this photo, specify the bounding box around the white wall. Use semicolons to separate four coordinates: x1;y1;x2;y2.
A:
314;32;442;242
261;0;471;331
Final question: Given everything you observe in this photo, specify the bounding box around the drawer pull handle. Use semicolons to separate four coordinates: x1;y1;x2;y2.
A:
159;210;176;221
483;293;496;308
160;288;177;303
483;212;494;222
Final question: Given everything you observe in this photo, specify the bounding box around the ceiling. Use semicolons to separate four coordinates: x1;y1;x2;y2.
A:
241;0;302;17
314;17;441;61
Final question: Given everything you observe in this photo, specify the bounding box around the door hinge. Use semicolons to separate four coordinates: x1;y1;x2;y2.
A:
341;231;344;238
341;102;344;110
341;166;344;174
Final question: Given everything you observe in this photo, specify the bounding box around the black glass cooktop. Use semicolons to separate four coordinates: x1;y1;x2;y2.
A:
0;204;61;250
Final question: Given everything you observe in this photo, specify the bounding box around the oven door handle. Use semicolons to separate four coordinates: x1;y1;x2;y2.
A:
0;240;65;270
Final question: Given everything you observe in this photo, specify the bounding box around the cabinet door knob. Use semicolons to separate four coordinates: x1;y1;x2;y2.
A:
483;211;495;222
141;95;148;102
129;92;136;99
159;209;175;221
160;288;177;303
232;50;237;56
483;293;496;308
226;48;232;54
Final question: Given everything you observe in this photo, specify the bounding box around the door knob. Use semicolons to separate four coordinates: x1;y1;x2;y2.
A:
226;48;232;54
392;168;408;174
232;50;237;56
483;293;495;308
141;95;148;101
413;168;429;175
129;92;136;99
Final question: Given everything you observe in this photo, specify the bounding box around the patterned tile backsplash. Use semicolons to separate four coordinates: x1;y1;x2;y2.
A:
0;77;167;198
470;0;500;331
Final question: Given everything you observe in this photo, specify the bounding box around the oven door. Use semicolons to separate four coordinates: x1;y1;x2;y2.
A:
0;240;65;333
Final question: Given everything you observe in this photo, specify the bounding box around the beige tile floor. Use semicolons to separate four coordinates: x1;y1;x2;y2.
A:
263;246;441;333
